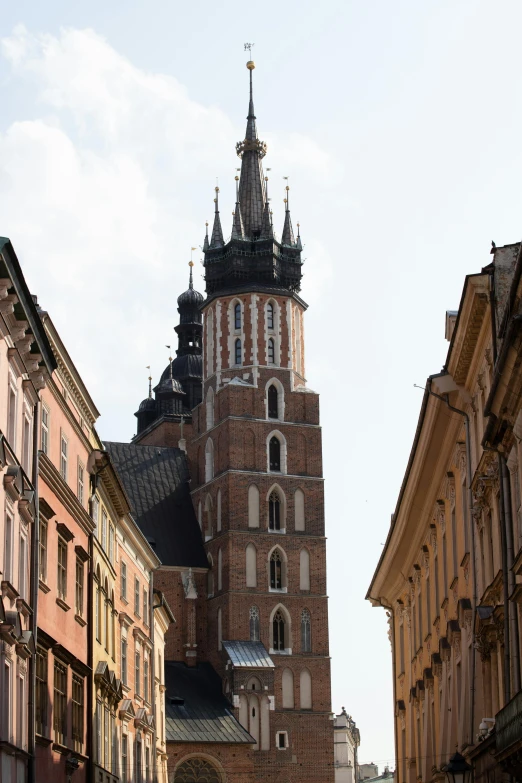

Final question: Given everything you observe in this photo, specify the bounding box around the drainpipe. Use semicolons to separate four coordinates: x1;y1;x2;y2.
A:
495;453;512;703
150;570;157;783
499;455;520;695
27;401;40;783
426;382;477;747
87;490;94;783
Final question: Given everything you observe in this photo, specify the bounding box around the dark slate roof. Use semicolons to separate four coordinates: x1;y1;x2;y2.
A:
223;640;274;669
164;662;254;744
104;442;207;569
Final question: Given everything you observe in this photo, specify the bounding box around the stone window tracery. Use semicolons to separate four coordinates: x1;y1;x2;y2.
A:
301;609;311;652
174;758;222;783
269;492;281;531
270;550;283;590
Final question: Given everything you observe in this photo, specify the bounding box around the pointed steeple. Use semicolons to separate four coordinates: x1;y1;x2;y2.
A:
296;222;302;250
260;175;273;238
281;186;295;246
148;372;152;398
203;221;209;252
210;187;224;248
231;175;245;240
236;61;267;239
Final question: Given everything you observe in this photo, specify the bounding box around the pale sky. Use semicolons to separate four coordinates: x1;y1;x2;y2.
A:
2;0;522;767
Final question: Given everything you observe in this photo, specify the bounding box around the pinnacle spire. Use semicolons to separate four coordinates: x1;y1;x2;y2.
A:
231;176;245;239
281;186;295;245
203;221;209;252
188;260;194;289
148;374;152;398
236;61;267;239
210;187;224;248
260;175;273;238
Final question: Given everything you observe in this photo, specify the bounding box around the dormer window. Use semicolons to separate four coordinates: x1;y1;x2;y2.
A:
234;303;241;330
267;303;274;330
235;339;242;366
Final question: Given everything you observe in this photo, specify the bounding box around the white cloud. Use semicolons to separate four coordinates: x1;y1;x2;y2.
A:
0;25;333;435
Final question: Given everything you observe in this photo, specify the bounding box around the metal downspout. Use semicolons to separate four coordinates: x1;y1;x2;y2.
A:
500;455;521;695
426;383;477;747
150;571;157;783
27;401;40;783
87;498;94;783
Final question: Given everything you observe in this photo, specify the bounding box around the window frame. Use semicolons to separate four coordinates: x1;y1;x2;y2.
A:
41;404;49;455
72;674;84;752
60;432;68;482
75;557;84;617
39;516;48;583
134;577;140;617
121;561;127;601
57;536;68;600
53;659;68;745
235;338;242;366
77;460;85;506
35;647;48;736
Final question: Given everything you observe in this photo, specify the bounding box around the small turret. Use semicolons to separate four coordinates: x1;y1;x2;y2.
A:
210;187;224;248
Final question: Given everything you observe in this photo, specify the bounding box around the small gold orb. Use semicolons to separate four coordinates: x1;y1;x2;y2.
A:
189;261;194;267
235;176;239;181
246;60;256;70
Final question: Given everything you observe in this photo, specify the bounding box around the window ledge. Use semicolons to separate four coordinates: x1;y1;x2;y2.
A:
39;580;51;594
74;614;87;627
268;529;286;535
269;648;292;656
52;742;70;755
36;734;52;747
120;596;128;605
56;597;71;612
269;587;287;594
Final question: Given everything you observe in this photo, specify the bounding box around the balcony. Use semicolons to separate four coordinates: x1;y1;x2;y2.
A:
495;689;522;776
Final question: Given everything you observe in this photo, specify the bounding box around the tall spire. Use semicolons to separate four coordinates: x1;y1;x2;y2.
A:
236;60;267;239
260;175;273;238
188;260;194;289
281;185;295;246
210;187;224;248
203;221;209;252
231;175;245;239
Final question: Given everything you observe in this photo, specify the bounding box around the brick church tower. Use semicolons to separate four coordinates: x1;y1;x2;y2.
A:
188;59;335;782
108;58;335;783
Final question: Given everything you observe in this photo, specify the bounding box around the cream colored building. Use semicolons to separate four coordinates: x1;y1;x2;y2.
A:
334;709;360;783
368;242;522;783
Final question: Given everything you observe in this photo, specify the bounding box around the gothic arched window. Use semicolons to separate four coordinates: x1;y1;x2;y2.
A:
267;302;274;330
250;606;260;641
235;339;242;366
301;608;311;652
174;758;221;783
273;609;285;651
234;303;241;330
270;550;283;590
268;338;275;365
269;492;281;531
268;385;278;419
269;436;280;471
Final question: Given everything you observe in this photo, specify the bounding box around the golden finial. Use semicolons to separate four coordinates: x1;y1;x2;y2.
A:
284;198;287;204
215;186;220;193
235;175;239;181
213;198;217;203
286;185;290;191
189;261;194;268
246;60;256;70
265;176;268;182
205;221;208;226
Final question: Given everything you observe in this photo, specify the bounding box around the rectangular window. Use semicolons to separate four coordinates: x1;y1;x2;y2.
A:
442;534;448;596
96;699;102;764
75;557;84;617
35;647;48;736
399;623;405;672
143;588;148;626
418;589;423;645
135;647;141;696
134;578;140;616
53;660;67;745
4;508;13;583
435;554;440;609
109;524;114;563
136;738;142;783
121;561;127;600
145;747;150;781
39;517;48;583
77;461;84;506
451;508;458;579
121;734;128;783
18;675;25;749
91;495;99;537
4;662;12;742
22;413;31;475
426;576;431;629
19;533;27;599
72;674;84;752
57;537;67;600
144;657;149;703
104;706;109;770
8;378;17;447
60;434;68;482
41;405;49;455
121;638;127;685
101;509;107;552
